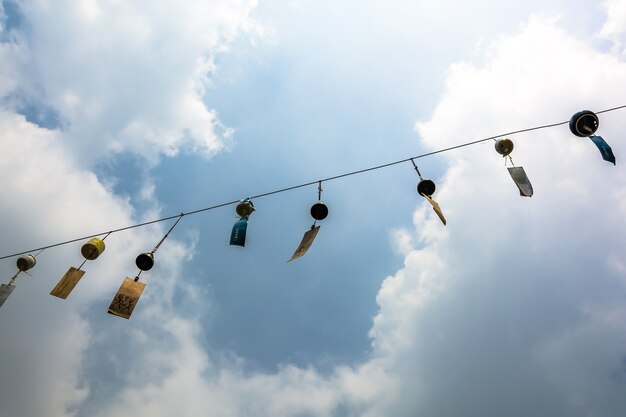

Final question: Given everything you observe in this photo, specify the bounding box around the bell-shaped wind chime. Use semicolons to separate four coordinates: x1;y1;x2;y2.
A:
411;160;447;225
495;138;533;197
108;214;184;319
0;251;42;309
570;110;616;165
230;198;255;247
289;181;328;261
50;234;109;299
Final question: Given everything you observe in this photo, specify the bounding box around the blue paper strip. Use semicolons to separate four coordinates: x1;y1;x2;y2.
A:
589;135;616;165
230;216;249;247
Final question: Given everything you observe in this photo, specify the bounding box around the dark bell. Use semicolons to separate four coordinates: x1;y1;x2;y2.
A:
135;252;154;271
417;179;436;197
495;138;514;156
16;255;36;272
570;110;599;137
236;200;255;217
310;202;328;221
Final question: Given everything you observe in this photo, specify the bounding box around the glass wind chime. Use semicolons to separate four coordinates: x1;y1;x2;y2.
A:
289;181;329;261
230;198;255;247
494;137;533;197
0;252;41;309
0;109;619;317
108;214;184;319
50;234;109;299
411;159;446;225
569;110;616;165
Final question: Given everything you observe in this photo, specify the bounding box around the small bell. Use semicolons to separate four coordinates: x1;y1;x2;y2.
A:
135;253;154;271
417;179;436;197
16;255;36;272
310;202;328;221
570;110;599;137
569;110;615;164
236;199;255;217
81;237;106;260
495;139;514;156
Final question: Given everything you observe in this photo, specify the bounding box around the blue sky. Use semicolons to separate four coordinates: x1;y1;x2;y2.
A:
1;1;626;416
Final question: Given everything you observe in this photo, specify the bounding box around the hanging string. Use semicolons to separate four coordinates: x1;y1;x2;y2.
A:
151;213;184;254
410;158;423;179
1;105;625;261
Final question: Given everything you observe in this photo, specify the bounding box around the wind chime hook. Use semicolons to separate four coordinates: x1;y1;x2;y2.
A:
410;158;423;179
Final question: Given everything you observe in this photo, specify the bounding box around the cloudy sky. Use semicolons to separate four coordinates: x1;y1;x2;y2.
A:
1;0;626;416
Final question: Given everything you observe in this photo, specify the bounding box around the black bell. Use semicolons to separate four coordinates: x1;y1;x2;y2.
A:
135;252;154;271
570;110;599;137
417;179;436;197
495;138;514;156
310;202;328;221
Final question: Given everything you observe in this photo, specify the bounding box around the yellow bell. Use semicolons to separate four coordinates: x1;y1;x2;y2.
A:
81;238;106;260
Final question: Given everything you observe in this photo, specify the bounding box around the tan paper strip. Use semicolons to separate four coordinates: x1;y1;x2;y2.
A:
50;266;86;299
423;194;447;225
289;226;321;262
108;277;146;319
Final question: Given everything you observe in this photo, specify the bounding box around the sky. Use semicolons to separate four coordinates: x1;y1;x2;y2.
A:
1;0;626;416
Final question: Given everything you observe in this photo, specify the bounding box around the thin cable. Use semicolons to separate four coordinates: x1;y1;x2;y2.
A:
151;213;184;253
0;106;622;260
410;159;423;179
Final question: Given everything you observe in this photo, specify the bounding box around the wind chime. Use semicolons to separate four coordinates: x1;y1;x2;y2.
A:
108;214;184;319
411;159;446;225
495;138;533;197
289;181;329;261
0;252;41;309
0;108;621;318
569;110;616;165
230;198;255;247
50;234;109;299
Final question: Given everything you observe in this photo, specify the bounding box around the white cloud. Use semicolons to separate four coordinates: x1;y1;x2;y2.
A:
600;0;626;55
0;1;259;415
4;0;258;166
364;14;626;417
80;12;626;417
3;2;626;417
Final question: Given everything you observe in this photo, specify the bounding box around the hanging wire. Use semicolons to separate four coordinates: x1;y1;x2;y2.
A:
151;213;184;254
1;105;624;260
410;158;423;179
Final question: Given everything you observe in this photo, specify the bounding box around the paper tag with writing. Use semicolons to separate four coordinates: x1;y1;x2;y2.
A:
108;277;146;319
230;217;249;247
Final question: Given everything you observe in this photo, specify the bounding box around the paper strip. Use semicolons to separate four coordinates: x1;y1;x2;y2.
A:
230;216;249;247
589;135;616;165
422;194;447;225
108;277;146;319
507;167;533;197
50;267;85;299
289;226;321;261
0;284;15;309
